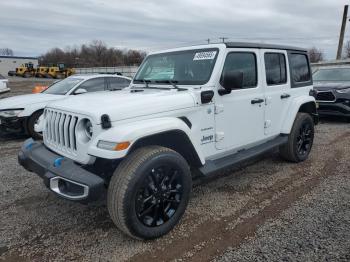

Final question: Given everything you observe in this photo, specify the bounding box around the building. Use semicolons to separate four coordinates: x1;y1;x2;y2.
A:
0;55;38;77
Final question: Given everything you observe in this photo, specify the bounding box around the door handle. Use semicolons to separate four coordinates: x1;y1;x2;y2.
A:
251;98;264;104
281;93;291;99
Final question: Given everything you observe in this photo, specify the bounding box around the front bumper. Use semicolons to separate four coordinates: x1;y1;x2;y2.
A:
18;139;106;203
0;116;26;134
318;101;350;117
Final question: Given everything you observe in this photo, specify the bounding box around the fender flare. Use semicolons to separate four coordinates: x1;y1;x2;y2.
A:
281;96;317;134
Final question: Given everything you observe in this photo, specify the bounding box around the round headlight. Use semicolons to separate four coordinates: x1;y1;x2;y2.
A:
84;120;93;139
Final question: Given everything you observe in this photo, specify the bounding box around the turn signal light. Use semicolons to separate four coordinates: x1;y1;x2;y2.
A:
114;142;130;151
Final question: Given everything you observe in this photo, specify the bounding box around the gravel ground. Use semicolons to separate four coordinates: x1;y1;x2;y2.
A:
0;79;349;261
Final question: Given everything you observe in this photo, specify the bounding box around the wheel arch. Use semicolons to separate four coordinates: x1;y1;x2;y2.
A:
281;97;318;134
128;129;203;168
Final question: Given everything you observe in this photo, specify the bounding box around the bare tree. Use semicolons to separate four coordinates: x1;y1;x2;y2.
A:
308;47;324;63
40;40;146;67
0;48;14;56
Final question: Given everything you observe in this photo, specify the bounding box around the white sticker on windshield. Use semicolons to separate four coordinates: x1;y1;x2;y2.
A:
193;51;217;61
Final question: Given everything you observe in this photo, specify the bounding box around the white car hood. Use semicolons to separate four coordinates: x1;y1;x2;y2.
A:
0;94;63;110
47;89;196;123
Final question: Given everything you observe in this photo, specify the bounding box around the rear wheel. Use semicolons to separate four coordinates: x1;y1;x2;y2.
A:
279;113;314;162
27;111;43;140
107;146;192;240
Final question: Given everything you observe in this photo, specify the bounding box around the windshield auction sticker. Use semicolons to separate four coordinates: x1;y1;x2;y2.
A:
193;51;217;60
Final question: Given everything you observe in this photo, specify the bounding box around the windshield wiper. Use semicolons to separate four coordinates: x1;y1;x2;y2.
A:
154;80;186;91
133;79;152;88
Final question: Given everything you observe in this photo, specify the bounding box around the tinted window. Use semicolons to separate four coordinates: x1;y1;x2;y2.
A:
221;52;257;89
265;53;287;85
78;78;105;92
134;48;218;85
313;68;350;81
290;54;310;83
108;77;130;89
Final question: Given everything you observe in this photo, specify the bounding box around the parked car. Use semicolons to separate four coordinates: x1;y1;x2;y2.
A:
0;74;10;94
18;43;317;240
0;74;131;138
313;67;350;120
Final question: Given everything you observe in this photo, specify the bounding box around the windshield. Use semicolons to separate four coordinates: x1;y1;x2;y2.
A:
134;48;219;85
43;77;83;95
313;68;350;82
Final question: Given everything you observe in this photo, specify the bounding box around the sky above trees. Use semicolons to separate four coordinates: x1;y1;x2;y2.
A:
1;0;349;60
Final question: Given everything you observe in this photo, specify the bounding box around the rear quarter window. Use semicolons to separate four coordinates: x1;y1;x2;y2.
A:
289;53;312;87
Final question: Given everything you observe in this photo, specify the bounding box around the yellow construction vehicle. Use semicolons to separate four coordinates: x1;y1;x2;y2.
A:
15;63;36;78
35;66;48;78
46;63;75;79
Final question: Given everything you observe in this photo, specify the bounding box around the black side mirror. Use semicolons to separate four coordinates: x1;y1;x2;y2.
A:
219;71;244;95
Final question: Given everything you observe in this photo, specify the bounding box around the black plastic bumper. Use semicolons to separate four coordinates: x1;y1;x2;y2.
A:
0;116;26;133
318;102;350;117
18;138;106;203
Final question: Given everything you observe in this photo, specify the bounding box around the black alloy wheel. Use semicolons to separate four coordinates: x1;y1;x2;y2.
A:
135;165;183;227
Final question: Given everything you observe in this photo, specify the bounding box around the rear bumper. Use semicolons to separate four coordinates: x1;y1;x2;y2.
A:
318;102;350;117
18;139;106;203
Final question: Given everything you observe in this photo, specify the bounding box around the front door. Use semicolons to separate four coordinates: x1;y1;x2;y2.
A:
215;49;265;150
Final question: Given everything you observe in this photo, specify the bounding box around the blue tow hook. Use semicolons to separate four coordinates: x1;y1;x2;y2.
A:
25;142;34;150
54;157;64;167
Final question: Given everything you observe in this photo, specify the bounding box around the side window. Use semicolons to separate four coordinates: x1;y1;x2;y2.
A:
290;53;311;83
108;77;131;89
264;53;287;85
221;52;257;89
78;78;105;92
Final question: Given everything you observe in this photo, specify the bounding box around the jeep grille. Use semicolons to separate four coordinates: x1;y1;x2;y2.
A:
44;108;79;156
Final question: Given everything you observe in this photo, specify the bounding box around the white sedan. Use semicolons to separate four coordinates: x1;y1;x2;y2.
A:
0;74;10;94
0;74;131;139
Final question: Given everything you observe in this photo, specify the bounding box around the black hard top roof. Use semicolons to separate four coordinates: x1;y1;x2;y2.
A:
225;42;307;52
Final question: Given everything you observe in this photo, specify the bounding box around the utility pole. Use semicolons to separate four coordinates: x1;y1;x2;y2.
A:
336;5;348;60
219;37;228;43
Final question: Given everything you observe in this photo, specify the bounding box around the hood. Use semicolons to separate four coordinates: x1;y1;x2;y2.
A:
47;89;196;123
313;81;350;92
0;93;63;110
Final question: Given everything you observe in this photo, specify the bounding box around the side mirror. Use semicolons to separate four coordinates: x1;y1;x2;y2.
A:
219;71;244;95
74;88;87;95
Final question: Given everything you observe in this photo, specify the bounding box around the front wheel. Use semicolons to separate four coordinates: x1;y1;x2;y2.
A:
279;113;314;162
107;146;192;240
27;111;43;140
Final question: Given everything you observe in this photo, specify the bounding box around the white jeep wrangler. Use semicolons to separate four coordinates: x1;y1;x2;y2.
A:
19;42;318;240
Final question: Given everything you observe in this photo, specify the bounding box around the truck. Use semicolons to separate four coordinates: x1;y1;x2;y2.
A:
18;42;318;240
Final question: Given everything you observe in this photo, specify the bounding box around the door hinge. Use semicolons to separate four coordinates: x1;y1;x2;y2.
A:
215;132;225;142
264;120;271;128
215;104;224;114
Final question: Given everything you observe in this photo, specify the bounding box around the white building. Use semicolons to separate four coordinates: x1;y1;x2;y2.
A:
0;55;38;77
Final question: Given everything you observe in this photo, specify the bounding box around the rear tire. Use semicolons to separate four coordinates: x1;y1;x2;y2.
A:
107;146;192;240
27;111;43;140
279;113;314;162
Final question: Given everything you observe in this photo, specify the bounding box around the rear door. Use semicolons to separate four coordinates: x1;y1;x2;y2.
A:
262;50;291;136
214;49;265;150
107;77;131;90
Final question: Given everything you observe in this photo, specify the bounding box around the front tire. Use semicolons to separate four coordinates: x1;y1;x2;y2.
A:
107;146;192;240
279;113;314;162
27;111;43;140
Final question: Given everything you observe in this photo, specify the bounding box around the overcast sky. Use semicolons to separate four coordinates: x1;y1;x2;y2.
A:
0;0;349;59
